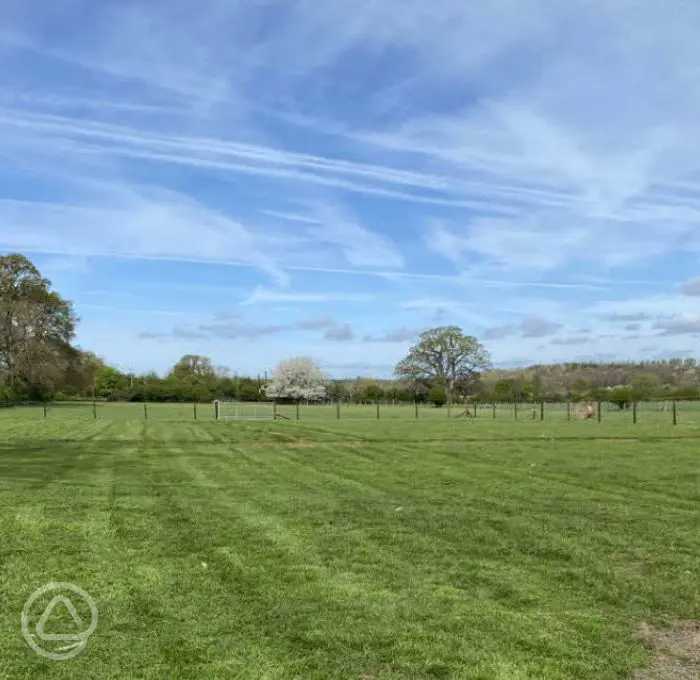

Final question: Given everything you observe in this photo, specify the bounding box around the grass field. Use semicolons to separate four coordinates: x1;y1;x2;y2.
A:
0;406;698;678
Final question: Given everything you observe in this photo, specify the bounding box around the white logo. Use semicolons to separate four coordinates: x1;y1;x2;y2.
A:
21;582;98;660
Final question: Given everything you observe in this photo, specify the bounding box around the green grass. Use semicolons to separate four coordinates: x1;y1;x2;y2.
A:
0;407;698;678
2;398;699;425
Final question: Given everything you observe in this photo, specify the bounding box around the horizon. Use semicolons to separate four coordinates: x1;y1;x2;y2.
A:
2;2;700;377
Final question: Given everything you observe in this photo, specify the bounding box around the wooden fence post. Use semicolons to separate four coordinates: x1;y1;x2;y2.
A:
93;401;97;420
194;402;198;420
567;401;571;421
376;401;380;420
673;400;677;426
336;401;340;420
597;401;602;422
633;401;637;424
415;401;419;419
144;402;148;420
492;402;496;419
296;401;300;421
272;401;277;420
540;401;545;421
514;400;518;420
43;404;47;418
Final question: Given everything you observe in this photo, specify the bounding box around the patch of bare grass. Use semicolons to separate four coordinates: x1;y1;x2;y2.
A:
633;621;700;679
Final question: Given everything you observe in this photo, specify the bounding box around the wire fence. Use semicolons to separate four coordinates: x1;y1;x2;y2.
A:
0;399;698;425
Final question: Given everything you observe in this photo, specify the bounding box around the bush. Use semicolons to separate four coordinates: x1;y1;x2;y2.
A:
428;385;447;407
0;384;15;403
608;387;634;409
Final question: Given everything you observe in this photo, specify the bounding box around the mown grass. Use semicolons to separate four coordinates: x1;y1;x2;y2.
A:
0;411;698;678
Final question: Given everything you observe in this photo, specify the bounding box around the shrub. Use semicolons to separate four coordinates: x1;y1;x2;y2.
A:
428;384;447;407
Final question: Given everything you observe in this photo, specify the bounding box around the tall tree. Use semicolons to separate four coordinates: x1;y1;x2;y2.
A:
63;351;104;397
0;254;77;397
395;327;491;402
169;355;216;382
168;355;217;401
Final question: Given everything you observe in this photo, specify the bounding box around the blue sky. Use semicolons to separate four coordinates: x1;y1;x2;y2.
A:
1;1;700;377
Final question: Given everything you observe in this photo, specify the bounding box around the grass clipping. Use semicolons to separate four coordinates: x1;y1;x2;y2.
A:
633;621;700;679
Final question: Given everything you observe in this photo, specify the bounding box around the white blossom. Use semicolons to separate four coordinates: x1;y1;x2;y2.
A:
264;357;327;401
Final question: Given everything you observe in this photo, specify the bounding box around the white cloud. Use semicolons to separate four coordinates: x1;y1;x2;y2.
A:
0;109;510;213
427;218;588;270
242;287;370;305
0;191;289;285
426;211;700;272
425;223;470;265
306;204;404;269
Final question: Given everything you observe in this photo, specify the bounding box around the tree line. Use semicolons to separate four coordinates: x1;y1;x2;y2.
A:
40;355;700;406
1;253;699;405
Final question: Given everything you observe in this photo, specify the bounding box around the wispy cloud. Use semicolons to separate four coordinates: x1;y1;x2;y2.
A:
520;317;562;338
242;287;370;305
0;109;516;213
363;327;421;343
484;316;563;340
259;210;322;225
0;193;289;285
600;312;653;323
550;336;590;346
305;203;405;269
324;323;355;342
295;317;337;331
680;277;700;296
140;314;359;343
653;316;700;336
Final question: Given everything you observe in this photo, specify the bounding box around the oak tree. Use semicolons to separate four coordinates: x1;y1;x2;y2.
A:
395;327;491;403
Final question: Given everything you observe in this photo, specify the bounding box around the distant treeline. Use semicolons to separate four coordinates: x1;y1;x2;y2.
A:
478;359;700;406
37;355;700;406
67;356;425;404
4;351;700;406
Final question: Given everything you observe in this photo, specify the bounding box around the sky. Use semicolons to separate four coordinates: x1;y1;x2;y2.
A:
1;0;700;377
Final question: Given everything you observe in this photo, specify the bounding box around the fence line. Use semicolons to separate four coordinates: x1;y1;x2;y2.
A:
1;399;696;424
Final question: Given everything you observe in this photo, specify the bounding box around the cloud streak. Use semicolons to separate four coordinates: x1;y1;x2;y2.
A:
0;194;290;286
0;109;519;214
242;287;371;305
484;317;563;340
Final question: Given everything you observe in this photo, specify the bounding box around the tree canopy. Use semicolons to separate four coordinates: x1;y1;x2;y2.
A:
395;326;491;401
169;354;216;381
264;357;327;402
0;254;77;398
